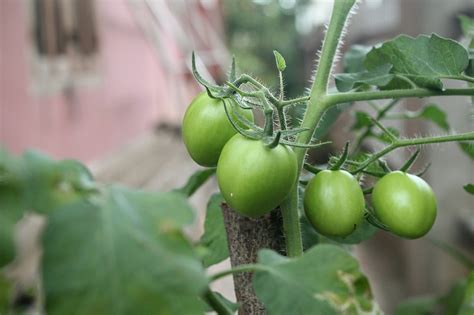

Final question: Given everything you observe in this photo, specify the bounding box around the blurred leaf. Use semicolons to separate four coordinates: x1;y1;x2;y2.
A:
428;238;474;269
394;296;438;315
440;279;468;315
312;102;352;140
273;50;286;72
464;184;474;195
351;111;373;130
199;193;229;267
343;45;372;73
42;187;207;315
21;151;94;214
326;218;378;245
373;127;400;144
0;273;11;313
253;245;382;315
458;272;474;315
300;211;320;251
205;292;239;314
335;64;394;92
173;168;216;198
365;34;470;90
459;15;474;39
459;142;474;160
391;104;450;131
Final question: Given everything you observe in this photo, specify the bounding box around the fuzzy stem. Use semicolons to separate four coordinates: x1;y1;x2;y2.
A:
351;131;474;174
326;88;474;105
280;0;357;257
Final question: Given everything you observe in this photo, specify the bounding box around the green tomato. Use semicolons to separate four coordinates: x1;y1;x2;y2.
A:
182;92;253;167
372;171;437;239
304;170;365;237
217;134;297;217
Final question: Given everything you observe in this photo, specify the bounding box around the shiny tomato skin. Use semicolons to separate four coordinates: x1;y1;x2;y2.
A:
304;170;365;237
372;171;437;239
216;134;297;217
182;92;253;167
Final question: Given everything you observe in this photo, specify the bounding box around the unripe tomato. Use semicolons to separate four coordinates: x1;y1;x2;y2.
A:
372;171;437;239
182;92;253;167
217;134;297;217
304;170;365;237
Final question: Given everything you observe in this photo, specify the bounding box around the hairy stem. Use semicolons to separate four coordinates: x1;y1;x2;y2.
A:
351;131;474;174
280;0;357;257
326;88;474;104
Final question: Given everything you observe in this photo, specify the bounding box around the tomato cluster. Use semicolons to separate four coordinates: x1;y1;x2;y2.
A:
183;93;437;239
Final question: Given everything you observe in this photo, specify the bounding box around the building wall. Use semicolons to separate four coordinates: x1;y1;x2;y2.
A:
0;0;206;161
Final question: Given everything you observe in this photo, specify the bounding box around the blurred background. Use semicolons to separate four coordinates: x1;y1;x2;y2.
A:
1;0;474;313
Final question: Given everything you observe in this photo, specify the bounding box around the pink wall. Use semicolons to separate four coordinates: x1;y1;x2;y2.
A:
0;0;202;162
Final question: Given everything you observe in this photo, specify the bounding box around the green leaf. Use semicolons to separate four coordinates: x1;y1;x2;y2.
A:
458;272;474;315
440;279;468;315
365;34;470;90
312;101;353;140
0;273;12;313
343;45;372;73
273;50;287;72
205;292;239;313
335;64;394;92
459;142;474;160
199;193;229;267
173;168;216;198
41;187;207;315
351;111;372;130
394;296;438;315
464;184;474;195
253;245;381;315
373;127;400;144
326;218;378;245
393;104;450;131
21;151;94;214
459;15;474;39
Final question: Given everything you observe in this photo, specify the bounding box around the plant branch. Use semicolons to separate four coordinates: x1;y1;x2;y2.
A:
326;88;474;105
351;131;474;174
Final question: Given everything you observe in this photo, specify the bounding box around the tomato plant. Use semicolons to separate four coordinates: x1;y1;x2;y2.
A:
1;1;474;315
372;171;437;239
304;170;365;237
217;134;297;217
182;92;254;167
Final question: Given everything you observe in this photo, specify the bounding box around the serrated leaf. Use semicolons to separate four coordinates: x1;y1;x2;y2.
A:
174;168;216;198
273;50;286;72
41;187;207;315
253;245;381;315
365;34;470;90
464;184;474;195
459;142;474;160
199;193;229;267
335;64;394;92
343;45;372;73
